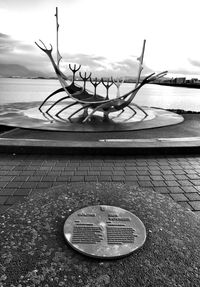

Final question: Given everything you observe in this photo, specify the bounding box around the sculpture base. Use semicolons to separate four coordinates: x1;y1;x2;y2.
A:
0;102;183;132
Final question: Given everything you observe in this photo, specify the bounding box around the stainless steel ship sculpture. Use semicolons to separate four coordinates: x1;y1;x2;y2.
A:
36;7;167;123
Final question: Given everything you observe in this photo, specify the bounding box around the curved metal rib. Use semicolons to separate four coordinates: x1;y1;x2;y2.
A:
46;96;70;117
39;87;65;112
68;104;91;121
56;101;79;121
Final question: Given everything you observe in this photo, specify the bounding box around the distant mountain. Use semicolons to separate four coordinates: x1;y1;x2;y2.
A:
0;64;47;78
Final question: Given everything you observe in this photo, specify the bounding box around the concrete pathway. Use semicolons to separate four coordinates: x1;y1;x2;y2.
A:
0;153;200;217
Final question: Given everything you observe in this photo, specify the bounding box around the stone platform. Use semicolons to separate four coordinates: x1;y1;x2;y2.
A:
0;182;200;286
0;102;183;132
0;113;200;154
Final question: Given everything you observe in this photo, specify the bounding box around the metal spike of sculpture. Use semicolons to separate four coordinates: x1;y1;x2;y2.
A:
35;7;167;123
101;78;113;100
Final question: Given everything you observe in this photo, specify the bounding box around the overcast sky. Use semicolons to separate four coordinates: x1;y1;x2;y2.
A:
1;0;200;78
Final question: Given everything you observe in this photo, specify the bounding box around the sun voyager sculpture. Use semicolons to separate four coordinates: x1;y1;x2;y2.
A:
35;7;167;124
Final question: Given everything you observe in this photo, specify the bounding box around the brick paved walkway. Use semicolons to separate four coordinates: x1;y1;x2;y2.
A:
0;153;200;217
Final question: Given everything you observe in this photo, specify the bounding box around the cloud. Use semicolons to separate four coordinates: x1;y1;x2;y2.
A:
0;32;15;53
0;32;9;38
165;58;200;77
0;34;53;74
0;33;154;78
59;53;153;77
188;58;200;68
0;32;36;55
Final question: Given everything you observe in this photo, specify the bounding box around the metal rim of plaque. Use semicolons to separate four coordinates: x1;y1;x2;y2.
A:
63;205;146;259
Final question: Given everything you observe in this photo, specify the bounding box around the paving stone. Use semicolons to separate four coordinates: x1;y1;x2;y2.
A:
135;167;148;172
0;176;14;181
150;175;164;181
165;180;180;187
13;189;31;196
190;179;200;186
77;167;89;171
100;166;113;171
137;170;150;175
168;165;182;170
124;176;137;181
178;180;193;186
152;180;167;187
138;181;153;187
161;170;175;175
125;171;138;176
153;187;169;194
0;189;16;195
0;171;9;176
182;186;200;193
0;166;14;171
167;186;184;193
38;166;52;171
65;166;77;171
36;182;54;188
20;182;38;189
55;162;67;167
84;176;98;182
0;182;8;188
60;171;74;176
112;176;125;181
97;176;112;181
87;171;100;176
6;182;23;188
74;171;88;176
112;171;125;176
137;176;151;181
21;166;37;171
113;166;125;170
89;166;102;171
28;176;43;182
173;170;186;175
187;173;200;179
91;162;103;167
55;176;71;182
147;165;160;170
19;170;35;176
70;176;85;182
100;171;113;176
189;201;200;211
178;202;192;210
185;193;200;201
185;169;198;174
174;174;189;180
149;170;162;175
162;175;177;181
170;193;188;202
0;154;200;217
125;167;137;171
12;176;29;182
34;171;49;175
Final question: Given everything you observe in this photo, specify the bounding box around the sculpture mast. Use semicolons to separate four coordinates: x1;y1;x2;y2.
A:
135;39;146;88
55;7;62;66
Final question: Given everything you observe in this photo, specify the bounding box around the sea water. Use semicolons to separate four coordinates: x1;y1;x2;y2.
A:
0;77;200;111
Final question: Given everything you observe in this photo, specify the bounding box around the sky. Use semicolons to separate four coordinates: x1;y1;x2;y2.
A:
1;0;200;78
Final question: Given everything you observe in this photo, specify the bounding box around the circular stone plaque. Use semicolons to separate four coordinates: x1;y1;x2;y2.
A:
63;205;146;259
